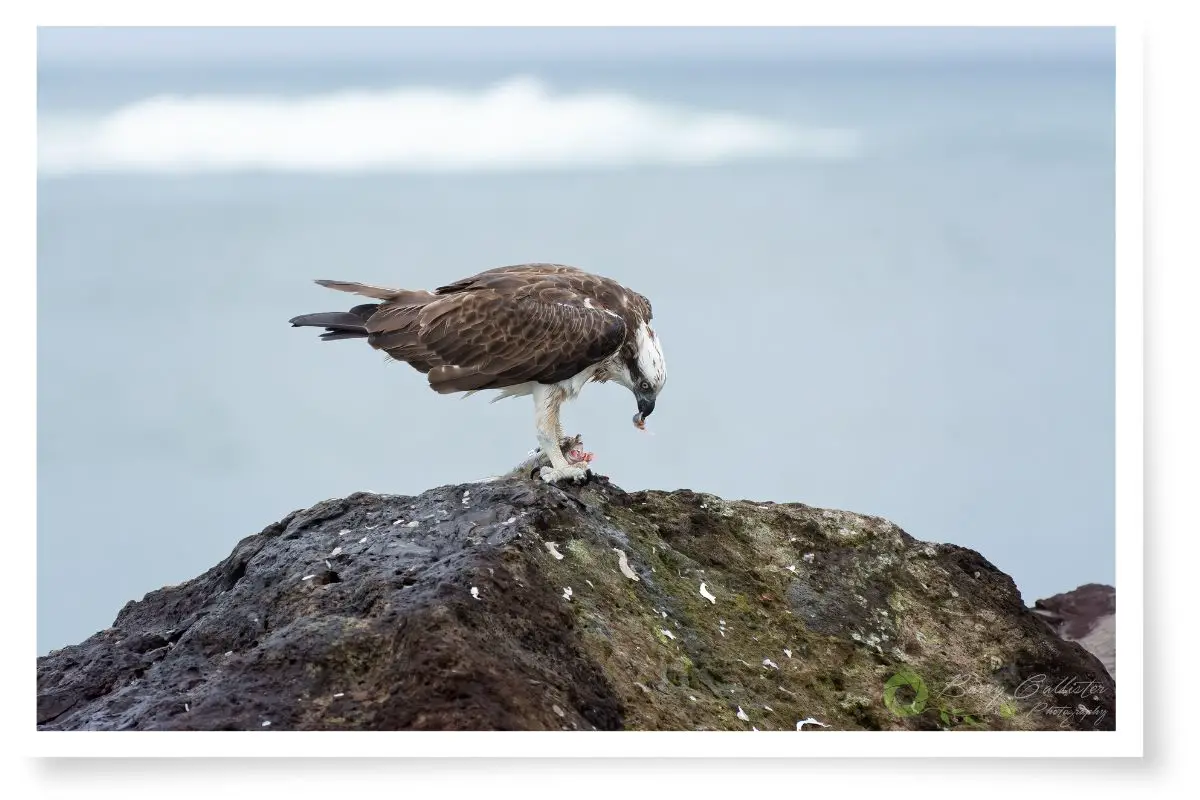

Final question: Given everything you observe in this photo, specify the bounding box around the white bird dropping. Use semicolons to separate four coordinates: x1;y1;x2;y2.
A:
470;587;481;600
614;549;640;581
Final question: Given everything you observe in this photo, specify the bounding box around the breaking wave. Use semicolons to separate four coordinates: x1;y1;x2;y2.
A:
38;76;859;175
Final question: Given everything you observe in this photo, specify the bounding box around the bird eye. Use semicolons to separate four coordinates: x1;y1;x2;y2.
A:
640;380;650;391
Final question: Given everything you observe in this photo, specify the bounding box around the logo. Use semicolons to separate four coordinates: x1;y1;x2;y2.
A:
882;668;929;717
881;669;1108;729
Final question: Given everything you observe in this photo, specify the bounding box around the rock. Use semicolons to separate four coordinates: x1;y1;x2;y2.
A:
1032;583;1116;678
37;478;1115;731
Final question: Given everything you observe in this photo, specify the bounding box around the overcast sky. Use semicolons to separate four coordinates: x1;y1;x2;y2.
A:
38;26;1114;64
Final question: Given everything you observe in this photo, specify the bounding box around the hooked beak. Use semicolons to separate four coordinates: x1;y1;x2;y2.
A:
636;393;656;420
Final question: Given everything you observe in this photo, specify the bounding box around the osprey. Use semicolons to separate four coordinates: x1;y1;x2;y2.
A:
289;263;667;483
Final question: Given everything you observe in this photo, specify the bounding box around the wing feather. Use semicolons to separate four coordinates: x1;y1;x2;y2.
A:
434;263;653;321
416;285;626;393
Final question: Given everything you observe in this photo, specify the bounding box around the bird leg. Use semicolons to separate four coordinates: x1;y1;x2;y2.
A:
532;384;589;484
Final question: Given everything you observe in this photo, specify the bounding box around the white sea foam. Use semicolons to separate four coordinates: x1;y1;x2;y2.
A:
38;76;858;175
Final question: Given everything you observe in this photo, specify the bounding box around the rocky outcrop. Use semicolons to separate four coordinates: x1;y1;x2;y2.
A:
1033;583;1116;678
37;477;1115;731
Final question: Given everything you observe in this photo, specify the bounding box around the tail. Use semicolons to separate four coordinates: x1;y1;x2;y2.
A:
290;279;437;341
289;302;378;341
312;279;434;306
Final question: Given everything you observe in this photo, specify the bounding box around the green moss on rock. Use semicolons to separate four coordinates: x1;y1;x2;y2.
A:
37;476;1114;732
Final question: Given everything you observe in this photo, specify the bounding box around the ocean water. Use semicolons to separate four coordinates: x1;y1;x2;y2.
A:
37;56;1115;654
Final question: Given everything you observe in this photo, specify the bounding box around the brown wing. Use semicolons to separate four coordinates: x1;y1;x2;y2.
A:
314;264;647;393
366;280;626;393
363;304;442;374
435;263;654;322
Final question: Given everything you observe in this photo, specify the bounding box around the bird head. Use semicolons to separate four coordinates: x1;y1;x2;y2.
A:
613;324;666;428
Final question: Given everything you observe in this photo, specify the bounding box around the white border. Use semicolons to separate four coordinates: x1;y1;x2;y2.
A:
1111;20;1144;758
17;1;1141;767
30;0;1128;27
30;729;1134;758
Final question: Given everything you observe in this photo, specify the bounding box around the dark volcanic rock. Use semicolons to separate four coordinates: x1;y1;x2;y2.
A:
1033;583;1116;678
37;478;1116;731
